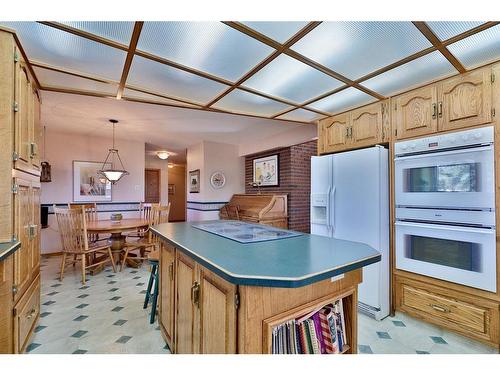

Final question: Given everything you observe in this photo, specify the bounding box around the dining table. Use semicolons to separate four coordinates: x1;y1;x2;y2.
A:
86;218;150;271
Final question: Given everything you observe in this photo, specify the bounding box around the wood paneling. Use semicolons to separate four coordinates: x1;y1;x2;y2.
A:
13;275;40;353
351;101;383;147
322;113;350;153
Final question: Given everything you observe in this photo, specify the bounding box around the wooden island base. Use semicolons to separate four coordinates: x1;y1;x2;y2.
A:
158;242;361;354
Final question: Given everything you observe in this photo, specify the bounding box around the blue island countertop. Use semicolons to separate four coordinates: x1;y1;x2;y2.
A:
0;240;21;262
151;221;381;288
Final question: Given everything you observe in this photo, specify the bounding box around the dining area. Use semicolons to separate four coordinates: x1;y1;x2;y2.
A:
52;202;171;324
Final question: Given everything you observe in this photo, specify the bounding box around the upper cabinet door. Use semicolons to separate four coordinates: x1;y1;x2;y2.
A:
438;67;492;132
350;102;383;147
30;90;41;171
14;60;31;171
322;113;350;153
394;85;438;140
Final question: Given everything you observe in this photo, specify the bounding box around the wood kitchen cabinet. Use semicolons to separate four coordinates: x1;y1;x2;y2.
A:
174;250;237;354
393;66;494;140
0;29;41;353
159;242;176;351
438;67;492;132
318;100;389;155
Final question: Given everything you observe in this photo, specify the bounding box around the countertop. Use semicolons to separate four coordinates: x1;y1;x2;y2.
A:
0;240;21;262
151;221;381;288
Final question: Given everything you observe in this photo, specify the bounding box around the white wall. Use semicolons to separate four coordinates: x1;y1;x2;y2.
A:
238;126;317;156
186;141;244;221
41;130;145;204
41;129;145;253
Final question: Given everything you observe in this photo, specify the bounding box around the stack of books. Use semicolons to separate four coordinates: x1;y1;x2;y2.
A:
271;299;348;354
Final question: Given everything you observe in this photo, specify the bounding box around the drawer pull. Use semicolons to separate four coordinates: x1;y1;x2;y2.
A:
430;304;450;313
169;262;174;281
26;308;37;319
191;281;200;308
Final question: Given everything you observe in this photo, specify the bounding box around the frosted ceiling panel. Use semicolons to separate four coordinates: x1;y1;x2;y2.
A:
276;108;320;122
241;21;309;43
33;67;118;95
308;87;375;114
0;22;126;80
427;21;485;41
243;54;343;103
127;55;229;104
137;22;274;81
122;88;198;107
212;89;290;116
59;21;135;45
447;25;500;69
291;22;432;80
362;51;457;96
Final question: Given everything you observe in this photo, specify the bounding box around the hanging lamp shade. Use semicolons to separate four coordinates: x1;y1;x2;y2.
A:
99;119;129;184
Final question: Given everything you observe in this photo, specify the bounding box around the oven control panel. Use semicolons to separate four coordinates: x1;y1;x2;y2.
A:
395;126;494;156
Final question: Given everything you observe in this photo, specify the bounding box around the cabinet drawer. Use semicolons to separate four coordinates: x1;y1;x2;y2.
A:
14;275;40;353
397;279;499;345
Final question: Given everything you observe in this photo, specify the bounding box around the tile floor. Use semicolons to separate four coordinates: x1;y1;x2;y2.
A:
28;256;498;354
27;255;169;354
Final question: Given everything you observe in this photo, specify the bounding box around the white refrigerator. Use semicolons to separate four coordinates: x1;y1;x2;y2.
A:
311;146;389;320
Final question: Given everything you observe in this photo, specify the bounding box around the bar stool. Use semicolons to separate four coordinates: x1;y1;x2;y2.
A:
144;249;159;324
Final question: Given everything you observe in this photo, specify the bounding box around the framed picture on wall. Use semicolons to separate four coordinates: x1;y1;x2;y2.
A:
168;184;175;195
253;154;279;186
189;169;200;193
73;160;112;202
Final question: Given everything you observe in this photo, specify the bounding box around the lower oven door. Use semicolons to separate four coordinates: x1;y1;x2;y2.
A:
395;221;497;292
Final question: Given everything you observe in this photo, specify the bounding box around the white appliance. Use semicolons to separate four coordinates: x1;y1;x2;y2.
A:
394;126;497;293
311;146;389;320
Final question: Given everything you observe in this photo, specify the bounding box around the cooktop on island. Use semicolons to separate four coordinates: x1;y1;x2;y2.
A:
191;221;302;243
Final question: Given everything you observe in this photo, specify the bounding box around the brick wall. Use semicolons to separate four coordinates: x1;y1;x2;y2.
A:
245;140;317;233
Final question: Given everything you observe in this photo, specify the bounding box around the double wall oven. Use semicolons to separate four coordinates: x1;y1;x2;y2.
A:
394;126;496;292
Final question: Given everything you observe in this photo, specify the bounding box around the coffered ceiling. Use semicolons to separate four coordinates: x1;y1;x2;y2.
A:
1;21;499;124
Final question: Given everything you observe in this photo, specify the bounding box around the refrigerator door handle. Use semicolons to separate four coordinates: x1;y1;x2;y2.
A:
330;186;336;232
325;186;331;229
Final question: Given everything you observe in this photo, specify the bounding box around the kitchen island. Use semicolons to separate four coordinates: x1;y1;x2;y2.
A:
151;221;380;354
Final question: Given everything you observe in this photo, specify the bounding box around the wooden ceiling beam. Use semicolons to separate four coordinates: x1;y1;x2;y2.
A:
117;21;144;100
205;21;322;108
30;60;119;84
442;21;499;46
412;21;466;74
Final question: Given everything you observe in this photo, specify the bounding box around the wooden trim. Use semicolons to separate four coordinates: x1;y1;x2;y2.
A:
30;60;118;84
412;21;466;74
442;21;500;46
204;22;322;108
116;22;144;100
11;33;41;90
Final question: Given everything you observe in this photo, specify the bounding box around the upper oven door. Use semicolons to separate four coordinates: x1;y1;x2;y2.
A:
395;144;495;210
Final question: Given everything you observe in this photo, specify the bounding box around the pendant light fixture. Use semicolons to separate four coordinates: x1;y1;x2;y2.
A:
99;119;129;184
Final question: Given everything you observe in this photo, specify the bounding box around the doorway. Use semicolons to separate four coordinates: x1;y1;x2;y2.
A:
144;168;161;203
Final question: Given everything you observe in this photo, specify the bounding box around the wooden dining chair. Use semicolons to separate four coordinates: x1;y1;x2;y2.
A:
126;202;158;239
120;202;171;271
67;203;107;244
54;206;116;284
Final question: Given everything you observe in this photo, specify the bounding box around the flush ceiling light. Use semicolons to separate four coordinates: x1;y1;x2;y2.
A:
99;119;129;184
157;151;170;160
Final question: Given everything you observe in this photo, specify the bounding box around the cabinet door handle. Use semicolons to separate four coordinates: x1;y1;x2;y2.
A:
430;304;450;313
26;308;36;319
191;281;200;308
345;127;349;138
30;143;37;158
438;102;443;118
432;103;437;119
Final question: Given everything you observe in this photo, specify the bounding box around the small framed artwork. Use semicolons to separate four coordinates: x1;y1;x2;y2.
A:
253;154;279;186
73;160;112;202
189;169;200;193
168;184;175;195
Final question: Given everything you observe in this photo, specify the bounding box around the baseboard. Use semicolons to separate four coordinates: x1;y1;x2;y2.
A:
41;251;63;257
